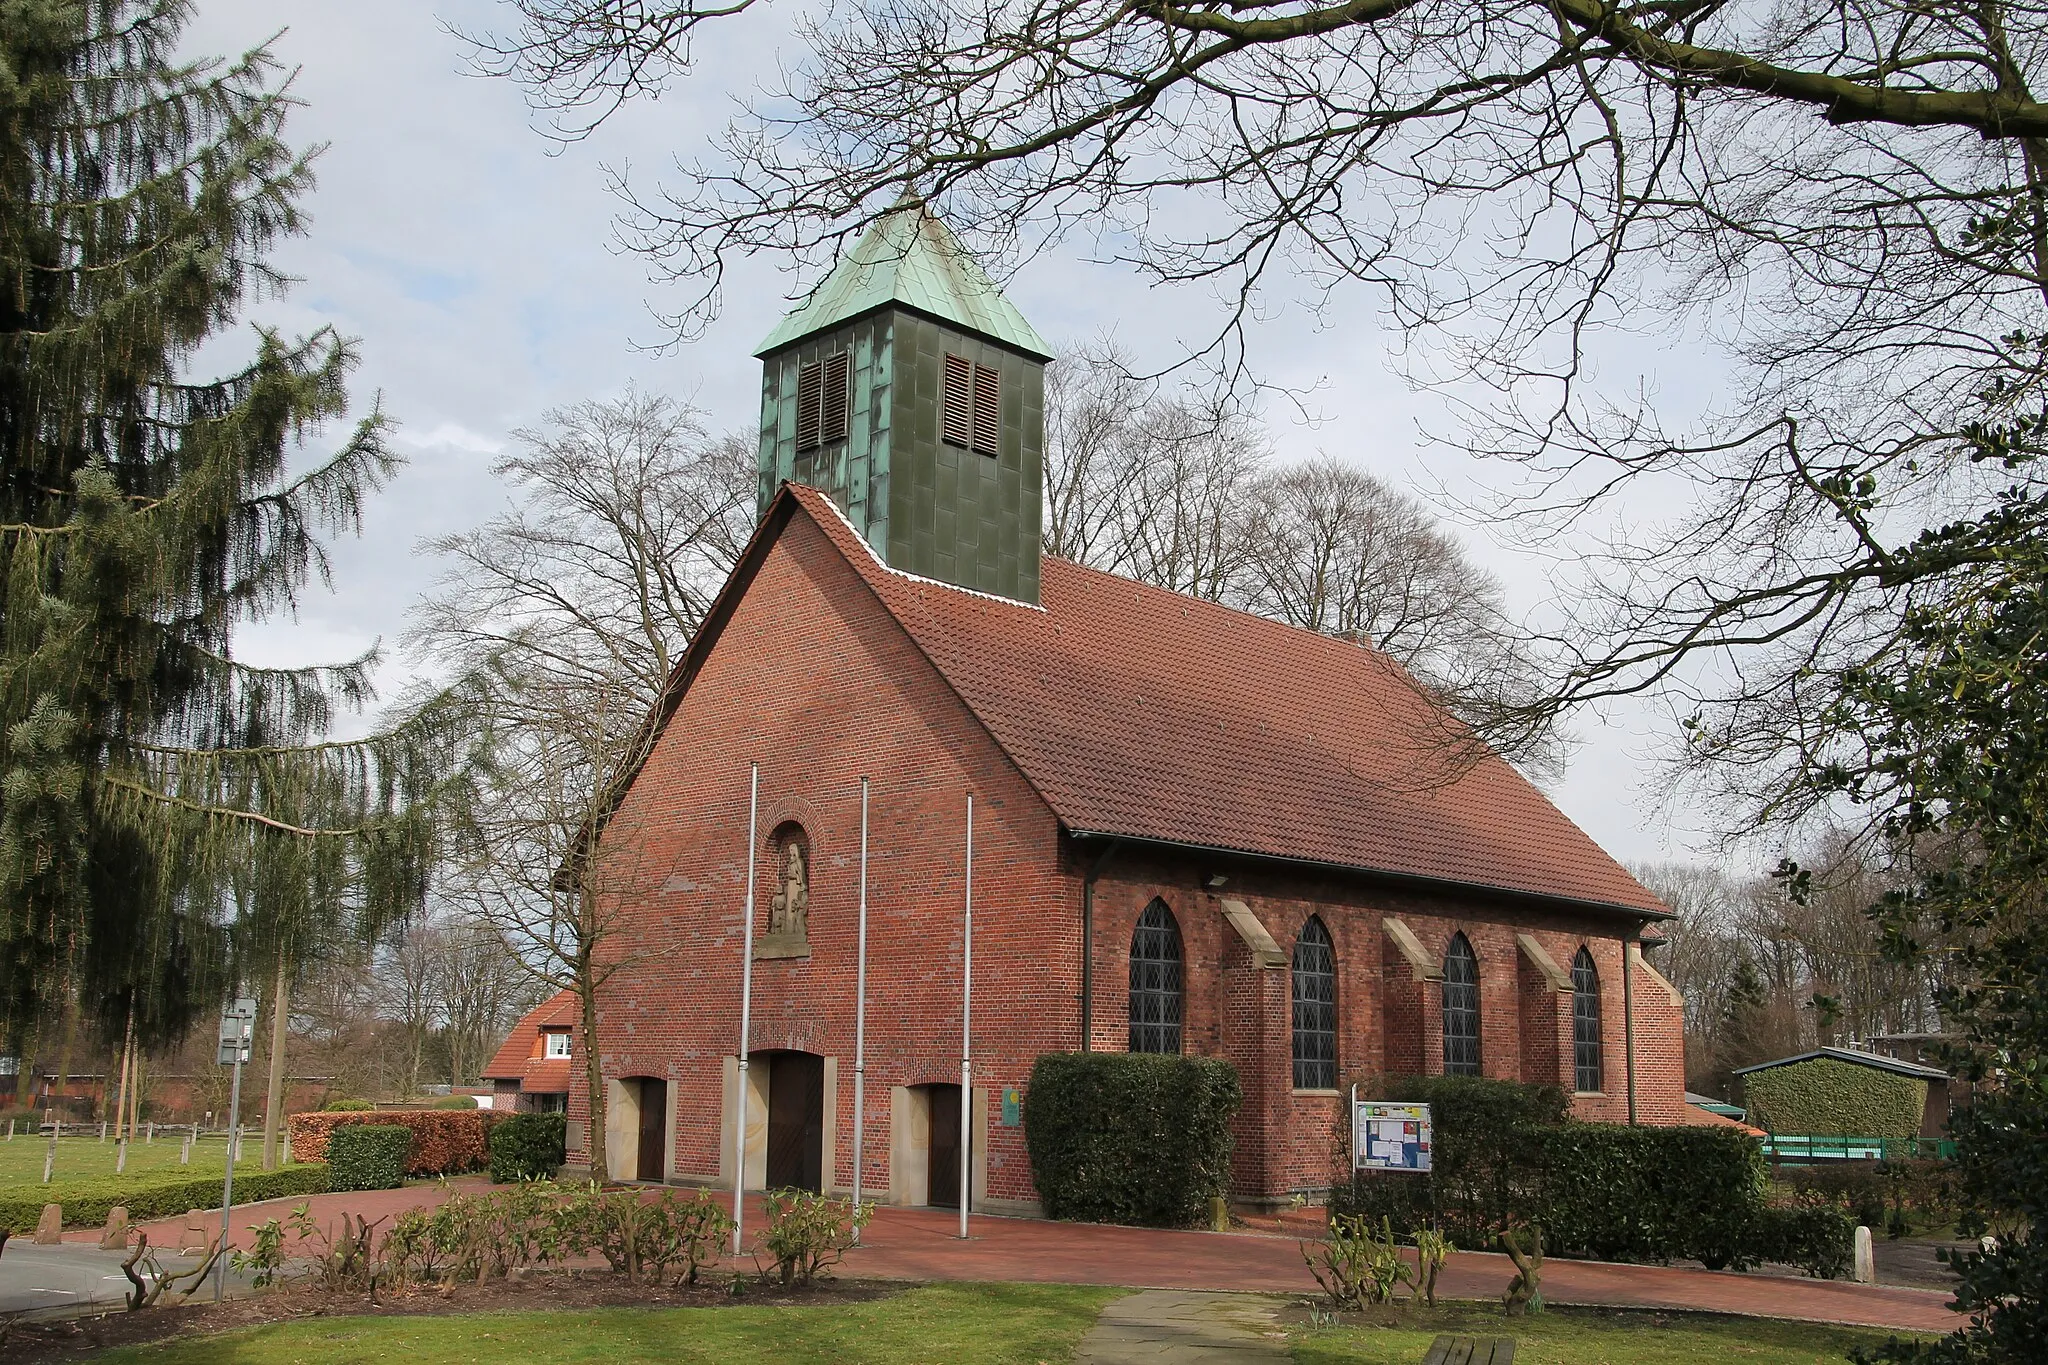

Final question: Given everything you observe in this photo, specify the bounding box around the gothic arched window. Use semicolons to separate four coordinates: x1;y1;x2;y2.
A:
1573;947;1604;1093
1292;917;1337;1089
1443;933;1481;1077
1128;900;1184;1054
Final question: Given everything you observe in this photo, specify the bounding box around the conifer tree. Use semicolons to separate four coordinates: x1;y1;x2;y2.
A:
0;2;480;1051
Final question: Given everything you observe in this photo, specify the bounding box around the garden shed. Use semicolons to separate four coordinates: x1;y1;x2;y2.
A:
1733;1047;1951;1139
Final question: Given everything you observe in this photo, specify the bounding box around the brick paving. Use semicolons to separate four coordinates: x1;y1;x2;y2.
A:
64;1180;1958;1336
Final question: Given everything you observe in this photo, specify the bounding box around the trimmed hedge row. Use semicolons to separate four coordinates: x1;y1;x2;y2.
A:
0;1163;331;1235
1024;1052;1242;1227
329;1125;412;1192
287;1109;505;1175
1330;1075;1853;1276
489;1112;567;1183
1741;1058;1926;1138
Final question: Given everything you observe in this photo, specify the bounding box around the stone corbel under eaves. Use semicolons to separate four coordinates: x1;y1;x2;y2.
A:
1383;917;1445;982
1516;932;1575;994
1217;898;1287;969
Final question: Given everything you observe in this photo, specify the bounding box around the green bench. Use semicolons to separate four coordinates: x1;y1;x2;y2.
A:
1422;1335;1515;1365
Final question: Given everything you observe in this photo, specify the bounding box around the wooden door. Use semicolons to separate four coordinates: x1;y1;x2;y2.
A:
636;1078;667;1182
928;1084;966;1209
765;1053;824;1192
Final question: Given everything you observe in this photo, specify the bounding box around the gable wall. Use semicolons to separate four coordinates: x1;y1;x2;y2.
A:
569;510;1073;1203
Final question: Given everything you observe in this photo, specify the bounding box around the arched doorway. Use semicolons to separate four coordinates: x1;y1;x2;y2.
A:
763;1050;824;1192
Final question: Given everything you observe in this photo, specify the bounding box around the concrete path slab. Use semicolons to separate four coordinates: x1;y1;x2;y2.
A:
1075;1291;1289;1363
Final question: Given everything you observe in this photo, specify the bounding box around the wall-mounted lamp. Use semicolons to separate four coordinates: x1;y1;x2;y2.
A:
1204;872;1229;889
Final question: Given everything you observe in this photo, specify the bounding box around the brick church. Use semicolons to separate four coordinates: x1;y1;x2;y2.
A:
563;202;1690;1213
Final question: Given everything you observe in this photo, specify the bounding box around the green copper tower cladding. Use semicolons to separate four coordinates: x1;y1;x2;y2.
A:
755;203;1051;603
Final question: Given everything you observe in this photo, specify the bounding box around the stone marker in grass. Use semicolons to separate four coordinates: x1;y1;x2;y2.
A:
34;1203;61;1244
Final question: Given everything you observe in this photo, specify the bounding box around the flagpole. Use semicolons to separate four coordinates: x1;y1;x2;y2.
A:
852;777;870;1242
733;763;759;1256
959;793;973;1240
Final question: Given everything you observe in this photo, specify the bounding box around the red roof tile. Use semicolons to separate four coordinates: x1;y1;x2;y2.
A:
787;485;1665;917
482;989;579;1092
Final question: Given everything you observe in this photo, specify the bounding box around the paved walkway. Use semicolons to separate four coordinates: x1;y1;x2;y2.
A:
1075;1291;1289;1363
51;1180;1959;1335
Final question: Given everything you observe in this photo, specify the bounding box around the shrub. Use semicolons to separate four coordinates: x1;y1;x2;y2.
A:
431;1095;479;1110
327;1125;412;1192
1331;1075;1802;1272
323;1098;375;1112
1779;1162;1888;1230
1754;1200;1857;1278
1740;1058;1926;1138
489;1112;568;1183
1024;1052;1242;1227
0;1163;330;1235
288;1109;505;1174
758;1189;870;1286
558;1184;736;1285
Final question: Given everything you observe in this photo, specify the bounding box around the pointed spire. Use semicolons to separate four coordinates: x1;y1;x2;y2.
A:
754;203;1052;360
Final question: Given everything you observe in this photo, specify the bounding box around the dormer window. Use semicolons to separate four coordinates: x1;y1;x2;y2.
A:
796;351;851;453
942;353;1000;456
543;1031;571;1060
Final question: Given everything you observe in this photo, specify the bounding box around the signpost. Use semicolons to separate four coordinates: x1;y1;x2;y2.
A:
215;996;256;1301
1350;1089;1431;1173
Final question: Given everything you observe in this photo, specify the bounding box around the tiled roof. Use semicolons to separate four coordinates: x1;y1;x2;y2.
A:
788;486;1667;916
754;201;1053;360
481;989;579;1092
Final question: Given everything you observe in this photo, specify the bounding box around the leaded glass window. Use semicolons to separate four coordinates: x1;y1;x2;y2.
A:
1443;933;1481;1077
1292;917;1337;1089
1573;947;1603;1093
1128;900;1184;1054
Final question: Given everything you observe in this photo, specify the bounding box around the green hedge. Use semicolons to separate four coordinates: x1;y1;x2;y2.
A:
1330;1075;1849;1276
1741;1058;1926;1138
323;1098;375;1112
1024;1053;1242;1227
0;1163;331;1235
431;1095;479;1110
328;1124;412;1192
488;1112;567;1182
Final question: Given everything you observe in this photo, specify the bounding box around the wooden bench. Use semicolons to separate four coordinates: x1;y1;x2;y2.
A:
1422;1335;1515;1365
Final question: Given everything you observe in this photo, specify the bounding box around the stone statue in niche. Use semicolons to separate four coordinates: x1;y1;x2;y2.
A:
757;832;812;959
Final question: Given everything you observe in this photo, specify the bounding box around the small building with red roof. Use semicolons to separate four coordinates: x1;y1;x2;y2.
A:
483;988;578;1113
570;203;1689;1212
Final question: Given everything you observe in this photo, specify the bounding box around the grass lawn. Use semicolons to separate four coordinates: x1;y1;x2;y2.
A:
0;1134;266;1190
86;1283;1123;1365
1291;1304;1921;1365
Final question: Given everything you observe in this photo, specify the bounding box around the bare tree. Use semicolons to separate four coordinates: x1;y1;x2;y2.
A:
410;388;754;1181
442;678;671;1180
1637;842;1943;1092
380;922;444;1098
472;0;2048;845
437;921;541;1088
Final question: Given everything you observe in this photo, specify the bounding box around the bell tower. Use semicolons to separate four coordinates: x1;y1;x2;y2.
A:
755;201;1050;604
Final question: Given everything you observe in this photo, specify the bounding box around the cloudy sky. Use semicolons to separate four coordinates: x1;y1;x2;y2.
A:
182;0;1729;869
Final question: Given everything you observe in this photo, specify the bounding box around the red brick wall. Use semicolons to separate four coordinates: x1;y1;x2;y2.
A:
569;513;1075;1205
575;508;1691;1208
